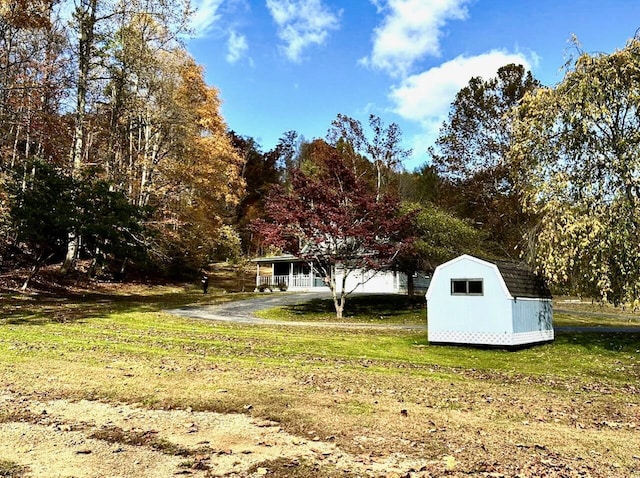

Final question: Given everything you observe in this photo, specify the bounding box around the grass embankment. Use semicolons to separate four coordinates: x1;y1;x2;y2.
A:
1;287;639;477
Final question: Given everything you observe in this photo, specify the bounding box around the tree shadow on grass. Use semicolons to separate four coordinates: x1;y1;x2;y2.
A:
406;330;640;355
0;289;208;326
284;294;426;321
554;330;640;352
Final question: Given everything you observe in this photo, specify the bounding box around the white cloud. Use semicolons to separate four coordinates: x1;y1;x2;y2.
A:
390;50;533;152
266;0;341;62
363;0;471;77
226;30;249;63
191;0;225;38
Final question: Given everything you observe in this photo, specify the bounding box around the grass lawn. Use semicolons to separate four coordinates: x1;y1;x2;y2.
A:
1;286;639;477
255;294;428;324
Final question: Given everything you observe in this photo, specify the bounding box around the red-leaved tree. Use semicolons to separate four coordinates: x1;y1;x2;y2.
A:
253;140;411;318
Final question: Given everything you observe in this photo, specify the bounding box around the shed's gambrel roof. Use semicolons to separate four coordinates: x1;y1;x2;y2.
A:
490;259;552;299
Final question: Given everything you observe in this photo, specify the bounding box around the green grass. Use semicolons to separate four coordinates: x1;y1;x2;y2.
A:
1;287;640;476
554;312;640;328
1;292;638;387
256;294;427;324
0;284;257;324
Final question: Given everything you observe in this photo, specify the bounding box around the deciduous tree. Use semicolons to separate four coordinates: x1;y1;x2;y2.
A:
0;0;68;169
147;56;244;277
327;114;411;200
430;64;540;255
0;0;244;280
230;132;279;255
397;202;486;274
62;0;192;272
254;140;410;318
511;38;640;305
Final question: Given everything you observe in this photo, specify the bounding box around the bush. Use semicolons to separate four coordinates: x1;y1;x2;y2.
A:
258;283;272;292
257;281;288;292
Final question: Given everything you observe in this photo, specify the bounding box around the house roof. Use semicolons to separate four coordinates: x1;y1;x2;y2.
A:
489;259;552;299
251;254;300;264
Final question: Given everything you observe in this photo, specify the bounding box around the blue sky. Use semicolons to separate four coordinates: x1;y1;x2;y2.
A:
187;0;640;170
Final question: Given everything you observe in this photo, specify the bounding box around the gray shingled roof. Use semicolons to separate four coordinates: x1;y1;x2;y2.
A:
489;259;552;299
251;254;299;264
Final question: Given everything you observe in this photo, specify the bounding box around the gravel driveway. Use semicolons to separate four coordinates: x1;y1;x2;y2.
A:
166;292;335;325
166;293;640;333
165;292;426;330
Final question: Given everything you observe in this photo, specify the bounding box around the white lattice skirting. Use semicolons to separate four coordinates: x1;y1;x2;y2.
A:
428;329;554;346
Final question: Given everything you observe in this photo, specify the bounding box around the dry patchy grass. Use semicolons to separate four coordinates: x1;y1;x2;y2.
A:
1;287;640;476
0;459;27;478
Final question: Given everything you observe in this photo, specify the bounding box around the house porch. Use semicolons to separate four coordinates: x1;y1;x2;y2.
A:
253;255;326;291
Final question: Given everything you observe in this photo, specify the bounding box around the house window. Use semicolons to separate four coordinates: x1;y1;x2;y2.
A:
451;279;483;296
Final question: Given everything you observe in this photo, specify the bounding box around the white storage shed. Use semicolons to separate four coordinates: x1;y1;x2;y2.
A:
426;255;553;347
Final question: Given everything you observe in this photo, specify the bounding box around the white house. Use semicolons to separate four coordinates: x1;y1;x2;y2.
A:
252;255;430;294
425;254;553;347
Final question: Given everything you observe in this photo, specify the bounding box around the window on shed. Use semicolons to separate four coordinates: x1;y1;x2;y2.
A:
451;279;483;296
451;280;468;294
468;280;483;294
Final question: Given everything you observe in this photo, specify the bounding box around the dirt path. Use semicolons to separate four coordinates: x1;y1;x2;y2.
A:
0;391;431;477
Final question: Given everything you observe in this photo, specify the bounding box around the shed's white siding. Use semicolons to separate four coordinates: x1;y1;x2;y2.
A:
512;298;553;333
426;255;553;347
427;256;511;334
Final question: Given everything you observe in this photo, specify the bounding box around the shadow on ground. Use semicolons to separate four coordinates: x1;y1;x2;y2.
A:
0;289;206;325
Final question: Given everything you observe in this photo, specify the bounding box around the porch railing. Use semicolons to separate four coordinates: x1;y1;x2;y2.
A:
257;274;315;288
291;274;312;288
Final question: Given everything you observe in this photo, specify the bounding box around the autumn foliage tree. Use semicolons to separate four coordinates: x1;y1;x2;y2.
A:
0;1;245;284
146;57;244;276
254;140;410;318
230;132;280;255
430;64;540;255
0;0;68;169
511;38;640;305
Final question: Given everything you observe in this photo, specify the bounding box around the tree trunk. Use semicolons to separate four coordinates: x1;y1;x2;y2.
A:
115;257;128;281
375;159;382;202
64;0;97;274
330;265;348;319
88;246;102;278
22;251;53;290
61;232;80;274
334;297;344;319
69;0;96;173
21;264;38;291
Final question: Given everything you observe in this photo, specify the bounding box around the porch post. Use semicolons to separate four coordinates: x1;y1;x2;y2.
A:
256;263;260;290
309;261;314;288
289;262;294;288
